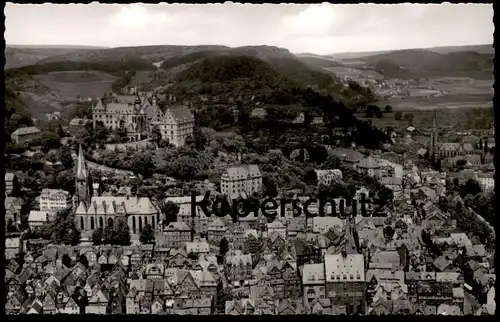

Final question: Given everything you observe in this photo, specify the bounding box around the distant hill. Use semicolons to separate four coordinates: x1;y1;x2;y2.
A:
8;44;109;49
38;45;232;64
353;48;493;80
295;56;345;69
427;44;494;55
152;46;343;93
168;55;375;105
5;46;109;69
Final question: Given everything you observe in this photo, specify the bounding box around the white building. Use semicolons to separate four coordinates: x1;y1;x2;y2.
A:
302;263;326;304
266;221;287;238
28;210;51;229
477;172;494;192
356;156;381;179
151;106;194;147
312;217;344;235
221;165;262;199
315;169;343;187
39;189;72;213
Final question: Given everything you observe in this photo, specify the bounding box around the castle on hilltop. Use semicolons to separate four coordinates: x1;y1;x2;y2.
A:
92;90;194;147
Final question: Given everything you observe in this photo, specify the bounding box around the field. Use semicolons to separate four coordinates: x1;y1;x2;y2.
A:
426;77;493;96
357;106;493;131
130;71;155;87
33;70;118;101
376;93;493;111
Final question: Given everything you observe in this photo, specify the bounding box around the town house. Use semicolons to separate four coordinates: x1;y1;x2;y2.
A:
324;251;367;314
11;126;41;145
226;250;253;286
220;165;262;199
162;222;191;248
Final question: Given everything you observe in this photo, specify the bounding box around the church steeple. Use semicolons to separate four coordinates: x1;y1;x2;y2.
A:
429;109;438;160
75;143;90;207
76;143;88;180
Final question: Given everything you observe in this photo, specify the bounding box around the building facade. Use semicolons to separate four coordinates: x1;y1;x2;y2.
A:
151;107;195;147
162;222;192;248
39;189;72;213
315;169;343;186
324;251;366;314
220;165;262;199
92;94;149;141
11;126;41;145
357;156;381;179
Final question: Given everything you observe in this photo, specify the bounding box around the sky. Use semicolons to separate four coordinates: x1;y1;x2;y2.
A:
5;2;494;55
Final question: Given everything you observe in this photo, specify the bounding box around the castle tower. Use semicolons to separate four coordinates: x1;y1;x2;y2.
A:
75;143;90;207
429;109;438;160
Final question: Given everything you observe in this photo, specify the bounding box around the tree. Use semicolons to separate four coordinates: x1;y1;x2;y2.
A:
464;194;475;208
322;155;341;169
139;224;155;244
219;237;229;256
92;227;104;245
394;111;402;121
384;105;393;113
60;145;75;169
38;132;61;153
216;288;233;313
303;167;318;186
78;254;89;268
160;201;180;226
104;224;115;244
115;218;131;245
463;179;482;196
263;174;279;197
151;125;162;144
376;186;394;206
404;113;414;126
50;208;80;245
57;124;65;138
131;153;155;179
189;126;208;151
62;254;72;267
6;218;17;233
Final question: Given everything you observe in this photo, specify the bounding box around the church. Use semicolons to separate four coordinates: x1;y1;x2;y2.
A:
427;110;483;164
73;144;161;234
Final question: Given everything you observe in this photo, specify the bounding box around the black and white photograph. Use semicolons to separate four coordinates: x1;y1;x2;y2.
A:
4;2;495;315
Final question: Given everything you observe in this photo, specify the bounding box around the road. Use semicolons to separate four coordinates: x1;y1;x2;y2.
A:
85;160;134;176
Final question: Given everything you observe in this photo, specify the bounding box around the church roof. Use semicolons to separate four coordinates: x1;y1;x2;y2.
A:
358;156;381;169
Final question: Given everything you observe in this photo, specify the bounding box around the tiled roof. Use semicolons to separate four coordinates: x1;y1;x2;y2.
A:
76;196;159;215
358;156;381;169
324;253;365;282
11;126;41;136
28;210;50;223
167;107;194;123
223;164;261;180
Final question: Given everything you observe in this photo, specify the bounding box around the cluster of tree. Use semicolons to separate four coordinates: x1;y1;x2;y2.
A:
139;224;155;244
365;105;383;118
6;59;155;78
24;209;81;245
464;192;495;226
91;218;131;245
159;201;180;226
450;197;493;247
